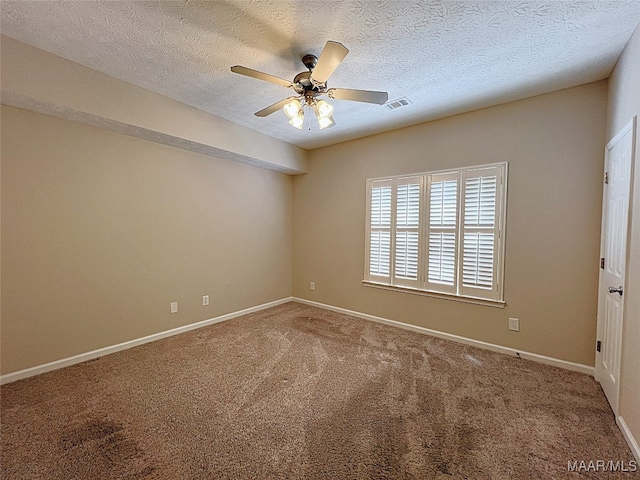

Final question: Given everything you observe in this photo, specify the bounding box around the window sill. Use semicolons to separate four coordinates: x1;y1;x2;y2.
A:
362;281;505;308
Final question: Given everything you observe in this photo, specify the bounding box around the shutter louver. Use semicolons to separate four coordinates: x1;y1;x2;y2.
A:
430;180;458;227
370;231;391;276
394;181;420;283
462;174;497;290
395;231;419;278
368;184;392;278
428;176;458;290
464;177;496;226
429;232;456;284
371;185;392;228
463;232;494;287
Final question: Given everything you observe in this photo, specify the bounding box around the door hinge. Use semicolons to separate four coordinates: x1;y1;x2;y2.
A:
596;340;601;353
605;172;609;184
600;258;605;269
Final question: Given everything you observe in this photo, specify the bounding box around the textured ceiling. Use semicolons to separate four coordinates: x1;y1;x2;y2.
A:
2;1;640;150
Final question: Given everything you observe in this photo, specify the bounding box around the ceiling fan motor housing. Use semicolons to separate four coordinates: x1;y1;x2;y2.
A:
293;71;326;96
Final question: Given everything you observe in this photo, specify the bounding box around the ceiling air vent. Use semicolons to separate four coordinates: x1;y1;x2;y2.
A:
384;97;412;111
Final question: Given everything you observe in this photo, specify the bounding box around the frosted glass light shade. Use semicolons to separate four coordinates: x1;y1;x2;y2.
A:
283;99;302;119
318;115;334;129
289;114;304;129
316;100;333;118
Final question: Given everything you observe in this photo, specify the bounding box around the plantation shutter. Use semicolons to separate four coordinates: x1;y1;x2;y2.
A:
426;172;459;294
366;179;393;282
364;162;506;304
393;177;422;288
460;165;504;300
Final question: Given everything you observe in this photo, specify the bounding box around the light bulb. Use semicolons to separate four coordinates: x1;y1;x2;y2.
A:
289;113;304;129
283;99;301;119
316;100;333;118
318;115;334;129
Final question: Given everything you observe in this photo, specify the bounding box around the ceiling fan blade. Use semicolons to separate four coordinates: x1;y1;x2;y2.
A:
327;88;389;105
311;41;349;84
231;66;292;88
254;97;299;117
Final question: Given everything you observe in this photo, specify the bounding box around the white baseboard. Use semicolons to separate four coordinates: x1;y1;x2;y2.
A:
0;297;294;385
293;297;594;376
618;416;640;463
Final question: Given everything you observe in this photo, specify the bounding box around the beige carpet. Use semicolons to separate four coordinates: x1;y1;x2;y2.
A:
1;302;636;479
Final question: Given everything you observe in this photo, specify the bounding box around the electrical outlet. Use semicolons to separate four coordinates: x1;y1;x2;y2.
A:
509;317;520;332
202;295;209;306
170;302;178;314
310;282;315;291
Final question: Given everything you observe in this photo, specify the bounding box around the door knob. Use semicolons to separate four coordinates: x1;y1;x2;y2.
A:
608;286;623;296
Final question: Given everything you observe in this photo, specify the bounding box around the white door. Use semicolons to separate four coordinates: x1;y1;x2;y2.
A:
595;117;636;415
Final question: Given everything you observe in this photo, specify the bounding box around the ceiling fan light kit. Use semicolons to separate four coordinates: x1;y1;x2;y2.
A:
231;41;388;131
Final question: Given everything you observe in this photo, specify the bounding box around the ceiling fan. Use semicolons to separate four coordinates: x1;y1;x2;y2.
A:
231;41;388;130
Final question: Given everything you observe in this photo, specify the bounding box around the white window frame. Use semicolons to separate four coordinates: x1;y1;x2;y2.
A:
364;162;508;307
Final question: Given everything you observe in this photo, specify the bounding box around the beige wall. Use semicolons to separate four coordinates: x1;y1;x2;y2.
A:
607;21;640;459
293;81;608;367
1;105;293;374
1;36;308;175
